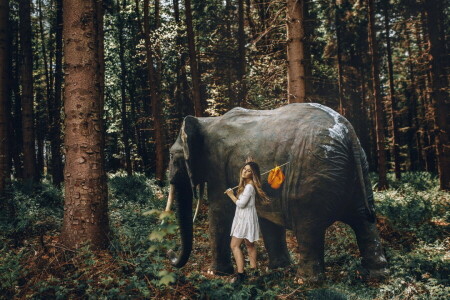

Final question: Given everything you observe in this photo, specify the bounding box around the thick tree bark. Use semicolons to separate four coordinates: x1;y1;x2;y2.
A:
383;0;401;179
60;0;110;249
143;0;166;181
0;0;10;193
51;0;64;186
237;0;247;107
184;0;204;116
424;0;450;190
367;0;388;190
19;0;36;181
287;0;306;103
117;0;132;176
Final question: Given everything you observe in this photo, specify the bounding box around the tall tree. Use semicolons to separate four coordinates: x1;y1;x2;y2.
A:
19;0;36;181
143;0;165;181
117;0;132;176
50;0;64;186
424;0;450;190
367;0;388;189
286;0;306;103
60;0;110;249
237;0;247;107
0;0;10;193
334;0;345;115
184;0;204;116
383;0;401;179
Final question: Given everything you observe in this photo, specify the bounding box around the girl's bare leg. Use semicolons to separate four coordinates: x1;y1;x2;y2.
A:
230;237;245;273
244;239;257;268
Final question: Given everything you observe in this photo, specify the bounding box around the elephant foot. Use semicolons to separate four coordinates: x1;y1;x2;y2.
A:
296;269;324;284
363;267;389;281
208;264;234;276
268;258;291;270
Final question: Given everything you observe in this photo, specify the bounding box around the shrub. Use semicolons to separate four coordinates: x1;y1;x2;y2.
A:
375;190;433;230
108;172;156;204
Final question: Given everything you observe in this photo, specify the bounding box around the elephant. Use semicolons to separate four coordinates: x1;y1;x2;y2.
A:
166;103;388;281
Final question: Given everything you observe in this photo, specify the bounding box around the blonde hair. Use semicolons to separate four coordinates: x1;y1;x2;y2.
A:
237;162;270;204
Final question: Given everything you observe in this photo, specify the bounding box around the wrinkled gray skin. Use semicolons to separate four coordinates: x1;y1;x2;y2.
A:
168;103;388;281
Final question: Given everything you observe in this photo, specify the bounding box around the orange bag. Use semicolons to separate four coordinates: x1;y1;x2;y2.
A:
268;166;285;189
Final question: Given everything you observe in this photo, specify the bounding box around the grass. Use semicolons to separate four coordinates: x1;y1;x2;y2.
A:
0;171;448;299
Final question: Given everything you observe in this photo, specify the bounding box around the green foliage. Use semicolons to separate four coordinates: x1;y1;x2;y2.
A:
388;172;439;191
0;180;63;244
1;172;448;299
375;190;433;229
108;172;156;204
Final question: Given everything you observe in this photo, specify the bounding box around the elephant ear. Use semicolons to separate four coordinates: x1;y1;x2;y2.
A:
181;116;204;188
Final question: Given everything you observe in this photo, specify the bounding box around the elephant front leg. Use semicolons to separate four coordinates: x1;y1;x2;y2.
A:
294;224;326;283
259;217;291;269
208;206;234;275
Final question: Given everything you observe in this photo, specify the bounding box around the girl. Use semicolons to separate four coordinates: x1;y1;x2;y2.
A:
225;161;269;284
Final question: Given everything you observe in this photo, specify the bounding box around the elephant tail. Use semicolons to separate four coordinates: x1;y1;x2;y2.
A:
350;126;376;223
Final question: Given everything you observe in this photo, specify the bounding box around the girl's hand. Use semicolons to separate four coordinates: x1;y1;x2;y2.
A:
225;188;234;198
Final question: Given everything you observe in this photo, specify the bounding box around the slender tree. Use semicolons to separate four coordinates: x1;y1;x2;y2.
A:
50;0;64;186
184;0;204;116
117;0;132;176
19;0;36;181
383;0;401;179
424;0;450;190
237;0;247;107
60;0;110;249
0;0;10;193
334;0;345;115
143;0;165;181
286;0;306;103
367;0;388;189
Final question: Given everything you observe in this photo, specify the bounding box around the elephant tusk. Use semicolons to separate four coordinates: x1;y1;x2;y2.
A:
193;195;201;223
165;184;175;212
162;184;175;225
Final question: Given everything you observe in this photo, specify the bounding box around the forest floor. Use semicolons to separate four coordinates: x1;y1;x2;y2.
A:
0;172;449;299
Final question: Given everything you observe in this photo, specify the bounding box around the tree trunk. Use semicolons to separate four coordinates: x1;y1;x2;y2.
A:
383;0;401;179
51;0;64;186
367;0;388;190
184;0;204;116
19;0;36;181
237;0;247;107
60;0;110;249
0;0;10;193
405;30;423;171
334;0;345;115
12;27;23;179
424;0;450;190
144;0;166;181
173;0;194;119
287;0;306;103
117;0;132;176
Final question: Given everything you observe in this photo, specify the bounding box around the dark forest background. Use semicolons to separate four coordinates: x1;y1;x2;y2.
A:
0;0;448;298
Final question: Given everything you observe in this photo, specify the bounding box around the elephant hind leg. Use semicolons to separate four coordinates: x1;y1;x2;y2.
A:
346;218;388;278
259;217;291;269
294;224;326;283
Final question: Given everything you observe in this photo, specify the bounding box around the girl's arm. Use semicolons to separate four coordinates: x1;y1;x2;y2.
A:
234;185;254;208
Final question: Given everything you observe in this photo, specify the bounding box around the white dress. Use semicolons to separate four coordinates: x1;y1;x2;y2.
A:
230;184;260;242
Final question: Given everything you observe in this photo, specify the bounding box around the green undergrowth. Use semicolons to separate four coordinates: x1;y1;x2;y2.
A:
0;171;448;299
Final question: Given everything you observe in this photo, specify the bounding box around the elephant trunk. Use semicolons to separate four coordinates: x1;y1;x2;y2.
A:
167;179;193;268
